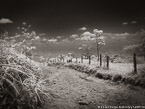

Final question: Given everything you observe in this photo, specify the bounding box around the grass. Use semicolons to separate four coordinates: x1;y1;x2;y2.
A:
0;47;51;109
34;50;145;88
65;60;145;88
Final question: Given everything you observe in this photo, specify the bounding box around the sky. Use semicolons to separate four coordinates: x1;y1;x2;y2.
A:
0;0;145;37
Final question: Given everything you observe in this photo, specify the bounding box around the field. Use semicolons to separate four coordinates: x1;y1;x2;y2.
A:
1;0;145;108
0;23;145;109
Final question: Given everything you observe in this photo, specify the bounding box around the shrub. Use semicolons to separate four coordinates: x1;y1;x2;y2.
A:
0;49;50;109
134;79;141;86
112;74;122;82
65;63;97;75
95;73;103;79
103;74;112;80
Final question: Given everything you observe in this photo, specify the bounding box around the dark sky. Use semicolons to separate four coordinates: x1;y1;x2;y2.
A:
0;0;145;36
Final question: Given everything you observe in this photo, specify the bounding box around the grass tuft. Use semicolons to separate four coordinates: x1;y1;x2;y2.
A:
0;48;51;109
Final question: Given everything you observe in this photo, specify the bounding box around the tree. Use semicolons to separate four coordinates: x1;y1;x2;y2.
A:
79;29;105;61
5;22;39;60
93;29;105;61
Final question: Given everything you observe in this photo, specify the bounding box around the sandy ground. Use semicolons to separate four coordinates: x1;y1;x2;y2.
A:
41;65;145;109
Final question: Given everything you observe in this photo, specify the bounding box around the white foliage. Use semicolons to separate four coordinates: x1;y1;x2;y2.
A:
42;38;47;41
22;22;27;25
97;36;105;40
78;47;82;50
35;36;40;40
30;46;36;50
48;38;57;43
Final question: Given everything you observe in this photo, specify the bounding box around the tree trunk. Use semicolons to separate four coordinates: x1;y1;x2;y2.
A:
97;43;100;61
133;53;137;73
100;54;102;66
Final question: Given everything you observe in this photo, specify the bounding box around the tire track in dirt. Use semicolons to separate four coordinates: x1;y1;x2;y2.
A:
43;66;145;109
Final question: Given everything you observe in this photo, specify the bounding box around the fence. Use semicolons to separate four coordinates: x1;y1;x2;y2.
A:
73;53;139;73
46;53;141;73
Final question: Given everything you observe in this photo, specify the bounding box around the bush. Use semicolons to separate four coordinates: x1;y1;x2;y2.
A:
65;64;97;75
112;74;122;82
0;49;50;109
95;73;103;79
103;74;112;80
134;79;141;86
47;62;65;66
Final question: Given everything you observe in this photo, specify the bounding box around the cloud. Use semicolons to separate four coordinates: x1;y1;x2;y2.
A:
131;21;137;24
79;27;87;31
22;22;27;25
0;18;13;24
112;33;130;39
81;31;96;37
56;36;62;39
93;29;103;34
80;31;96;40
69;34;79;39
122;22;128;25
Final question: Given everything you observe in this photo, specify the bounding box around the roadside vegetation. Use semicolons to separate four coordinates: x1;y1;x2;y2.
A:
0;24;51;109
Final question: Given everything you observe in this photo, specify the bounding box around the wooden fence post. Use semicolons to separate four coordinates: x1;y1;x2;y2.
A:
133;53;137;73
81;56;83;63
100;54;102;67
106;55;109;70
76;58;78;63
63;58;64;63
89;56;91;64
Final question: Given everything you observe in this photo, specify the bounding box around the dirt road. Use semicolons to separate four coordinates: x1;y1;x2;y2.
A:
42;66;145;109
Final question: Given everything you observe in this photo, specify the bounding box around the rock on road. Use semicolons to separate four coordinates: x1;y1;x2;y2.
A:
41;66;145;109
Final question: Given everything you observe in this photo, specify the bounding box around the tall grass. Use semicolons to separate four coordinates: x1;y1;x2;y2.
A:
0;47;51;109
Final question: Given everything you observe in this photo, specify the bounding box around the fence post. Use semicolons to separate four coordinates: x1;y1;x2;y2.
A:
63;58;64;63
81;56;83;63
89;56;91;64
133;53;137;73
76;58;77;63
100;54;102;67
106;55;109;70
